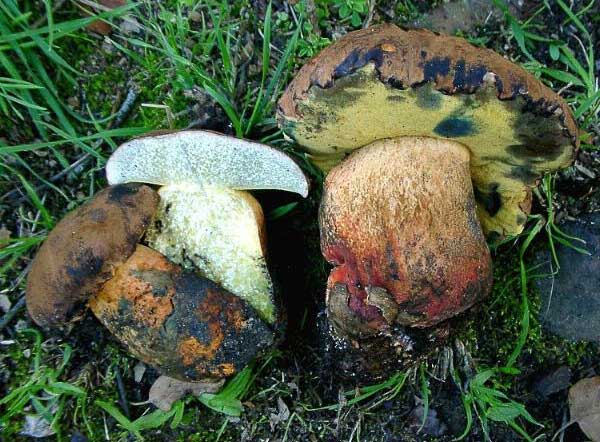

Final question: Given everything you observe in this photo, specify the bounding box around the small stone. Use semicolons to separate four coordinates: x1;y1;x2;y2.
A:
410;0;523;35
20;415;55;438
101;40;115;54
119;16;141;35
133;362;146;383
0;294;11;313
535;366;571;398
70;431;88;442
269;397;290;431
67;97;79;108
0;226;12;245
575;163;596;179
189;10;202;22
535;213;600;341
409;397;448;436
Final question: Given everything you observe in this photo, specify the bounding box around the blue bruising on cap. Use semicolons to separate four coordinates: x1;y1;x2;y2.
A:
333;47;385;79
416;85;442;109
423;57;451;82
452;60;487;91
434;116;475;137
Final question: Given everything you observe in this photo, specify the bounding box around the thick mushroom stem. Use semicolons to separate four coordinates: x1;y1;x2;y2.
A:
320;137;493;339
89;245;274;381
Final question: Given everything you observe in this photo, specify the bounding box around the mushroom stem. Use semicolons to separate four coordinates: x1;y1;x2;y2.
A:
320;136;493;338
89;245;274;381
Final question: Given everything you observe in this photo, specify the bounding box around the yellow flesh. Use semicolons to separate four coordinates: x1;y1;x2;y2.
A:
146;183;275;324
284;64;573;237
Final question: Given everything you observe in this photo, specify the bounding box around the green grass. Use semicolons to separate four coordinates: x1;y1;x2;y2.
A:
0;329;89;439
494;0;599;138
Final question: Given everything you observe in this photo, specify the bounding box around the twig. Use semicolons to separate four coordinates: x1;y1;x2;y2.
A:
362;0;375;29
114;365;131;418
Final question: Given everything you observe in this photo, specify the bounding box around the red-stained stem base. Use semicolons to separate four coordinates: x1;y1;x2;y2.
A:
319;137;493;341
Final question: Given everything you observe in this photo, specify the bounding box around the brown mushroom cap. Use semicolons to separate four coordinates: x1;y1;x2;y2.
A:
89;245;274;381
278;24;578;238
321;137;492;332
26;184;159;328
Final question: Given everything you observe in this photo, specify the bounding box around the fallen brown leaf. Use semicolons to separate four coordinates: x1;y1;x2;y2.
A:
78;0;126;35
148;376;224;411
569;376;600;441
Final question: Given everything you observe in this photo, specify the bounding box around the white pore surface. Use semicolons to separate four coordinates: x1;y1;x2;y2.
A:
106;130;308;197
146;183;275;323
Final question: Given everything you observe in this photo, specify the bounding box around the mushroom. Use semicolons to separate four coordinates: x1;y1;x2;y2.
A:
26;183;159;328
277;25;577;362
106;130;309;323
26;131;308;382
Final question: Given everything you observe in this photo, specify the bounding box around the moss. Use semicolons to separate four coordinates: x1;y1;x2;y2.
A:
455;241;598;371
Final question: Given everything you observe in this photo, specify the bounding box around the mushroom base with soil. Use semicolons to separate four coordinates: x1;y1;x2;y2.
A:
89;245;274;381
320;137;493;375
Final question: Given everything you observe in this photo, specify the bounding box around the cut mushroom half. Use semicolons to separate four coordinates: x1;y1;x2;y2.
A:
146;183;275;323
277;24;578;370
106;130;309;197
26;131;309;382
107;131;309;325
25;185;274;381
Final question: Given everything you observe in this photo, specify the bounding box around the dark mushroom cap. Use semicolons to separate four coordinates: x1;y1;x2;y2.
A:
278;24;578;237
26;184;159;328
89;245;274;381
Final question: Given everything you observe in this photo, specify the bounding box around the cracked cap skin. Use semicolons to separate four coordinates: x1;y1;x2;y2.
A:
278;23;578;238
90;245;274;381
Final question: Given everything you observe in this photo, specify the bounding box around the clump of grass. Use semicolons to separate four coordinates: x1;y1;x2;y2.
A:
0;1;146;280
493;0;599;137
0;329;88;439
94;400;184;440
451;367;543;442
106;0;300;140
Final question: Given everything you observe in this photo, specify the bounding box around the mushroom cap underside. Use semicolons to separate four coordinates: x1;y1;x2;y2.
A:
278;24;578;237
26;184;159;328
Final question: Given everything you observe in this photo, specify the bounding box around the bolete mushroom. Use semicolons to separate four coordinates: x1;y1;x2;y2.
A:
26;131;308;382
278;25;577;366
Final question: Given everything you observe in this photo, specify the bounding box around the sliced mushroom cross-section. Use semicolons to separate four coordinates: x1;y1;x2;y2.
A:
26;130;309;382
